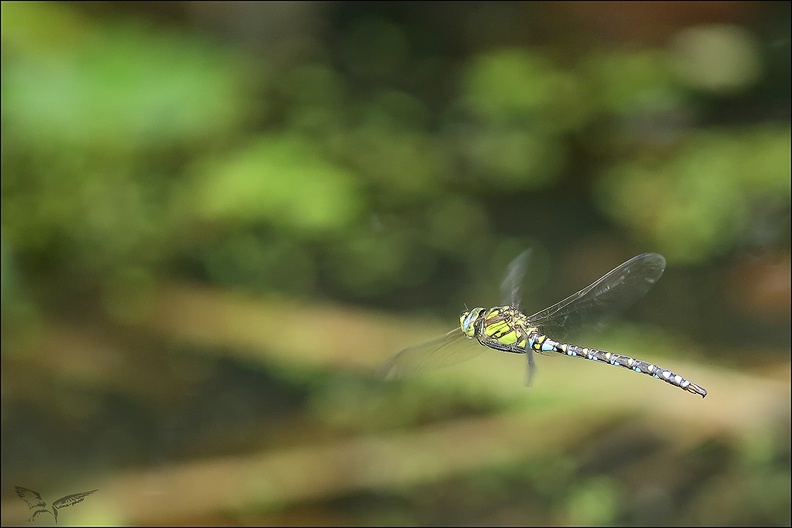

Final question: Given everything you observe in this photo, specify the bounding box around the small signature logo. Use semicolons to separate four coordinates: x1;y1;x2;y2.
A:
14;486;97;524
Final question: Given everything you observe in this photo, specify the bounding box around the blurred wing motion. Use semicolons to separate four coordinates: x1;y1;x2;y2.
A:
380;250;533;380
380;329;483;380
528;253;666;341
500;249;531;308
14;486;45;510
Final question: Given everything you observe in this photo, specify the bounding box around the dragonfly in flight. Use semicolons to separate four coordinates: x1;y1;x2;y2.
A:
381;251;707;397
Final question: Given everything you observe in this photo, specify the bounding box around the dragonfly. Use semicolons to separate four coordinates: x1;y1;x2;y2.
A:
381;251;707;397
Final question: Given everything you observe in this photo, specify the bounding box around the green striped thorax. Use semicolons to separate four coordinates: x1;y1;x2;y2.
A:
460;306;533;350
459;307;485;337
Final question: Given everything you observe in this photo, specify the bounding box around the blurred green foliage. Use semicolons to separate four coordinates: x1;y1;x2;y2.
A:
2;2;789;311
599;126;791;262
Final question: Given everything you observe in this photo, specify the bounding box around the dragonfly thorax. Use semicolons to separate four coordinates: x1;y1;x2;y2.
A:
460;305;534;350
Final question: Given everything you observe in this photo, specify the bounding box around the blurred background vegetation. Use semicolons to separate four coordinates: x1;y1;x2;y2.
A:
1;1;789;525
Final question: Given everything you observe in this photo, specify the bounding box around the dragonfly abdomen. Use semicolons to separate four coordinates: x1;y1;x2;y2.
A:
528;332;707;398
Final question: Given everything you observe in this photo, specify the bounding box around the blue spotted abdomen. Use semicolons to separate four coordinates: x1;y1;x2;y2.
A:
527;331;707;397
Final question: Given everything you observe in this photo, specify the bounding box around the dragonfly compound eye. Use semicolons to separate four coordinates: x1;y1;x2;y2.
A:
459;307;484;337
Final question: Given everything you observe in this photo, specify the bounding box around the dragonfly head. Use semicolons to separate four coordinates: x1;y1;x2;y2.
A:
459;307;485;337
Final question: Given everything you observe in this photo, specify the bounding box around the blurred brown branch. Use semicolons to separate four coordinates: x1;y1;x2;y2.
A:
2;280;788;525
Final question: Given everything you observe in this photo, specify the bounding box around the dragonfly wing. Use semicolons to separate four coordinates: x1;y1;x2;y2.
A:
500;249;532;308
528;253;666;340
379;329;483;380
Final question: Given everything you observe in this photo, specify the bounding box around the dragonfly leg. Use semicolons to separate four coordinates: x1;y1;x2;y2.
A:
525;349;536;387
